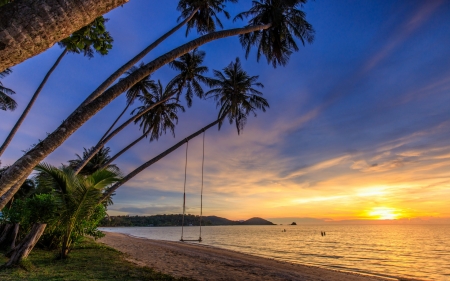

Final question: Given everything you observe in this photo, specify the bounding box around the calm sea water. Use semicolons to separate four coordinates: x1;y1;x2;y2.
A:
99;225;450;280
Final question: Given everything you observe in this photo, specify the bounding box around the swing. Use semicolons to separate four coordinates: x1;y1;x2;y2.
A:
180;131;205;242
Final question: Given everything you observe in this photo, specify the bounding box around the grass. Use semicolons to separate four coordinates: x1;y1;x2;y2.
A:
0;238;194;281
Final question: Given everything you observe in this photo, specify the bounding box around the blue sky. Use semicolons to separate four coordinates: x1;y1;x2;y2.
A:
1;0;450;222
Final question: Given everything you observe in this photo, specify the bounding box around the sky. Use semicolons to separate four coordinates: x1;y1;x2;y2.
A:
1;0;450;223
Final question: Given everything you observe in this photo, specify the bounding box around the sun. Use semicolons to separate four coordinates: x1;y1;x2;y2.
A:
367;207;400;220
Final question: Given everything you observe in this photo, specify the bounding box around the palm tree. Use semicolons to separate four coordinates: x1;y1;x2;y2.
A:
0;17;114;157
99;62;156;142
168;48;211;107
178;0;238;35
0;1;314;206
34;163;121;259
0;0;127;72
235;0;315;67
102;57;269;200
99;82;185;169
0;68;17;112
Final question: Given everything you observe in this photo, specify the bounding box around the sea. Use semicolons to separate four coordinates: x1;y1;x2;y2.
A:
99;224;450;281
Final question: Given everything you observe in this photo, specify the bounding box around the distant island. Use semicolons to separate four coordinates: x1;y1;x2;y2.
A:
100;214;275;227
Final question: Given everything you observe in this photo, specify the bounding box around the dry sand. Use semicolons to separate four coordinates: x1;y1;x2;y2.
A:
98;232;410;281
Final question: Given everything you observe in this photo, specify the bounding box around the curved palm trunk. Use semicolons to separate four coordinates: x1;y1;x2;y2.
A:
81;8;199;107
0;23;272;202
99;101;131;142
101;118;221;202
100;130;150;170
0;49;68;158
0;0;128;72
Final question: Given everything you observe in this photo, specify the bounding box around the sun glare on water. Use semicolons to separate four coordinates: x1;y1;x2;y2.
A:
367;207;400;220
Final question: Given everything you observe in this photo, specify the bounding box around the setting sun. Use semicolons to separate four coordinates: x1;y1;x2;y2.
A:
367;207;401;220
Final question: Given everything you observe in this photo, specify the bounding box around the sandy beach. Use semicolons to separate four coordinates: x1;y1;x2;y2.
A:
98;232;408;281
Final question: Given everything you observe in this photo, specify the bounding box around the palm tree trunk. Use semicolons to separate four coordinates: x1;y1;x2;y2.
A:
99;101;131;143
0;49;68;158
0;0;128;72
5;223;46;267
0;23;272;200
101;118;222;202
0;175;27;210
81;8;199;107
100;129;150;170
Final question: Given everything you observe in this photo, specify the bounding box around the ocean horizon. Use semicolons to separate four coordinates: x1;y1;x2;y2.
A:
100;224;450;280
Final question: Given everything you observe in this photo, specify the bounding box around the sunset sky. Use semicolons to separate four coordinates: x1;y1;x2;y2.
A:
1;0;450;223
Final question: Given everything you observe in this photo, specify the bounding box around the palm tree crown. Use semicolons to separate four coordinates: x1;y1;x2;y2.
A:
168;48;210;107
68;147;120;176
178;0;238;35
206;57;269;134
133;80;185;141
58;16;114;58
123;62;157;106
0;68;17;111
235;0;315;67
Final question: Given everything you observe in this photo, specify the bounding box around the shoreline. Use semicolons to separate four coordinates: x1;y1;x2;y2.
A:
98;231;419;281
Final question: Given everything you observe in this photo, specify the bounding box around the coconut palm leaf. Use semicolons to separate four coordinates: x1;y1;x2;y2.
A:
133;80;185;141
178;0;238;35
0;68;17;111
235;0;314;67
167;48;211;107
205;57;269;134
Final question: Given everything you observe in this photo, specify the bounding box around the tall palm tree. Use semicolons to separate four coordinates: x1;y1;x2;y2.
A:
178;0;238;35
235;0;315;67
102;57;269;200
0;17;114;157
100;82;185;169
0;0;127;72
99;62;156;142
0;68;16;112
168;48;211;107
35;163;121;259
0;1;314;205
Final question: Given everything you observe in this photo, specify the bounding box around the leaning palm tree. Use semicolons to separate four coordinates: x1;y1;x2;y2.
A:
102;57;269;200
0;68;17;112
99;62;157;142
168;48;211;107
34;164;121;259
0;1;314;207
0;17;114;157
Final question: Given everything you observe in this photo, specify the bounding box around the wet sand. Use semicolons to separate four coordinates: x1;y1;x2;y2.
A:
98;232;410;281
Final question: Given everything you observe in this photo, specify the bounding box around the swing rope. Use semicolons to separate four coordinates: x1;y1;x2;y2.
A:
181;140;188;241
199;130;205;241
180;133;205;243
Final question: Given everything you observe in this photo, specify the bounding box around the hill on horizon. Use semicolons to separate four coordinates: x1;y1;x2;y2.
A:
100;214;275;227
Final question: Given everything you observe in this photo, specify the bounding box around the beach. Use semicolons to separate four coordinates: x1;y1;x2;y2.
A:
98;232;406;281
